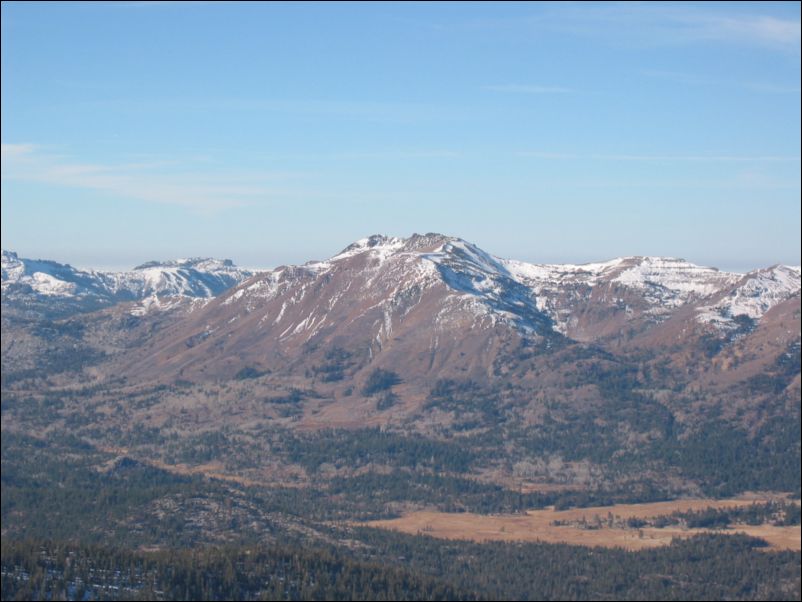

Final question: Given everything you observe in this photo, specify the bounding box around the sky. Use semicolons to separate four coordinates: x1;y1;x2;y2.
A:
1;1;800;272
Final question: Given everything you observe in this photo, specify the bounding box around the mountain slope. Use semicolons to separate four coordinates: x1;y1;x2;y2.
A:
2;234;799;502
503;255;743;341
117;233;557;383
110;234;800;412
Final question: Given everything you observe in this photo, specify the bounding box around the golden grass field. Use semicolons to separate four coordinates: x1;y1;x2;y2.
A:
363;495;801;551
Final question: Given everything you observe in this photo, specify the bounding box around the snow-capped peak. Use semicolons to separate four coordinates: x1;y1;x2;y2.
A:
2;249;108;299
6;240;798;340
280;237;786;334
329;235;407;262
609;256;739;300
697;264;801;325
2;249;254;315
1;249;24;282
502;255;738;305
133;257;236;271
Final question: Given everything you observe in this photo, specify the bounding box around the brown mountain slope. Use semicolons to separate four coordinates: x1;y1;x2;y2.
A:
114;234;555;386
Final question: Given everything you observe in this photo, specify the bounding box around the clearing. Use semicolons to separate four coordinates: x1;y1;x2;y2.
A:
362;494;801;551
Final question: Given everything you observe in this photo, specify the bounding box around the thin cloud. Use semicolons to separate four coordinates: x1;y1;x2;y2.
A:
516;151;579;159
485;84;572;94
77;98;472;123
518;151;801;163
0;143;37;159
258;149;462;162
98;1;227;7
593;5;802;51
699;14;801;49
746;81;802;94
1;144;297;213
643;69;801;94
458;4;801;53
590;154;802;163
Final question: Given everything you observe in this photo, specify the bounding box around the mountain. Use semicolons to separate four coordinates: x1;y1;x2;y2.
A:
1;249;255;318
2;234;799;501
118;233;557;383
108;234;799;386
503;255;743;341
4;236;798;390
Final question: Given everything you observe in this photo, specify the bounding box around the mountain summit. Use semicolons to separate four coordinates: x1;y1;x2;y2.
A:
79;234;797;390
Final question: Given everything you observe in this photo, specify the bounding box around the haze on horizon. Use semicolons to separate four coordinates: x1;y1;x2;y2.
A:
1;1;800;273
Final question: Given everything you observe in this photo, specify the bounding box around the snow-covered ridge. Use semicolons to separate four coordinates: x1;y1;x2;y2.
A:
697;265;801;326
288;235;796;335
2;250;111;299
5;239;798;333
416;238;551;332
611;257;739;298
332;235;406;260
504;255;738;300
270;234;755;336
133;257;236;271
108;258;255;299
502;256;626;282
2;249;255;311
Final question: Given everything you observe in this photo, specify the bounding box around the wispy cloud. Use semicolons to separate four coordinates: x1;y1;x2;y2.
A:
643;69;801;94
257;149;461;162
697;14;801;49
1;144;298;213
485;84;572;94
516;151;580;160
100;1;227;7
518;151;801;163
456;4;801;53
76;98;471;123
589;154;802;163
593;5;802;51
1;143;37;159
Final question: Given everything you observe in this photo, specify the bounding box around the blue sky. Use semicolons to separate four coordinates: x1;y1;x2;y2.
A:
1;1;800;271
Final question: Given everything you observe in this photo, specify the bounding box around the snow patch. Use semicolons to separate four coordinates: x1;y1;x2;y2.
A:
697;265;801;326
